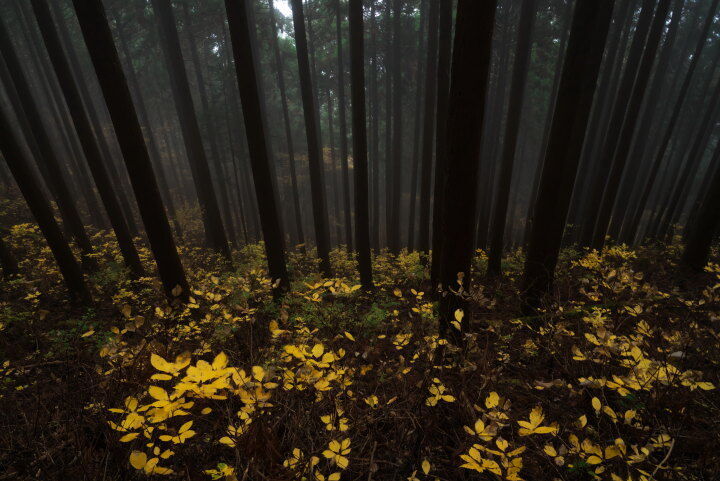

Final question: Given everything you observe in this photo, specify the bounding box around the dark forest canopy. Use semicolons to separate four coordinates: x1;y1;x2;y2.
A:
1;0;720;479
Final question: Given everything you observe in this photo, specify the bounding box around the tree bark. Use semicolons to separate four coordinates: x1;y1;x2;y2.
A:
349;0;373;289
438;0;496;335
522;0;616;309
150;0;232;262
225;0;289;292
290;0;332;276
72;0;190;301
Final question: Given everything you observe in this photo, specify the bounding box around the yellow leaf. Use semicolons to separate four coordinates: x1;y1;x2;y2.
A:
485;391;499;409
81;330;95;338
130;451;147;470
592;397;601;413
421;459;431;474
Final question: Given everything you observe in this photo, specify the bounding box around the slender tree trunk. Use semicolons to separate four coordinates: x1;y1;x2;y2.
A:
349;0;373;289
522;0;616;309
407;0;428;251
335;0;353;251
268;0;305;248
429;0;454;281
0;104;90;300
31;0;145;277
327;91;344;245
72;0;189;301
387;0;403;253
0;17;97;269
590;0;673;249
290;0;332;276
369;2;380;252
487;0;537;276
150;0;232;262
438;0;496;335
225;0;289;291
115;19;182;238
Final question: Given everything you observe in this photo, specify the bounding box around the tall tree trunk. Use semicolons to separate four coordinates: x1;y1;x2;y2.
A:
388;0;403;253
0;16;97;269
0;104;90;301
369;2;380;252
590;0;673;249
327;91;344;245
624;0;720;244
407;0;428;251
225;0;289;291
349;0;373;289
487;0;537;276
268;0;304;248
114;18;183;239
438;0;496;335
290;0;332;276
336;0;353;251
522;0;616;309
150;0;232;262
31;0;145;277
72;0;189;301
429;0;454;282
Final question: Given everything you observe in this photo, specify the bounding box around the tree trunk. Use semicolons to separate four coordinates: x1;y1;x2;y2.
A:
388;0;403;253
335;0;353;251
268;0;305;248
225;0;289;291
290;0;332;276
438;0;496;335
349;0;373;289
31;0;145;277
0;230;19;277
0;104;90;301
369;1;380;252
487;0;537;276
72;0;189;301
150;0;232;262
522;0;616;309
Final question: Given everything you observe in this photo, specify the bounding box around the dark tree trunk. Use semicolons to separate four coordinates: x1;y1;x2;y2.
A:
383;2;392;248
268;0;305;248
0;16;97;269
0;230;19;277
327;91;344;246
682;141;720;270
335;0;353;251
31;0;145;277
150;0;232;262
407;0;428;252
225;0;289;291
72;0;189;301
438;0;496;335
0;104;90;301
387;0;403;253
624;0;720;244
522;0;616;309
114;19;182;239
590;0;673;249
487;0;537;276
369;2;380;252
349;0;373;289
290;0;332;276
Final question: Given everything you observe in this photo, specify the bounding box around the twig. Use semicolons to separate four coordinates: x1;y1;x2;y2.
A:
367;441;377;481
651;438;676;479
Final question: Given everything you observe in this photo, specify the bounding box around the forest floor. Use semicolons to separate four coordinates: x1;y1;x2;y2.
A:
1;201;719;481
